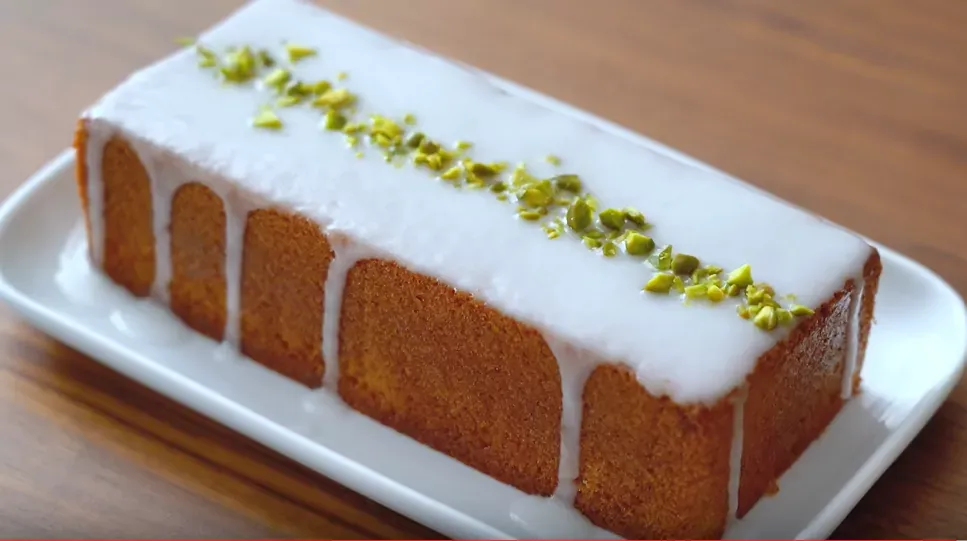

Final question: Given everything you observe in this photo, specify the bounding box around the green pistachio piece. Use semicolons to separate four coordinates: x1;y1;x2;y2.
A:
789;304;815;317
354;151;364;159
324;109;347;131
522;187;553;208
672;275;685;293
337;71;348;81
469;162;499;178
583;236;603;249
553;174;582;194
623;208;647;228
426;153;445;171
684;284;708;299
726;264;754;287
566;198;593;232
263;68;290;89
454;140;473;151
624;232;655;256
726;284;742;297
644;273;675;294
776;308;793;325
405;132;425;149
285;43;317;62
403;113;417;125
310;80;332;95
736;305;751;319
705;265;724;276
583;229;604;240
277;95;303;107
672;253;700;275
311;88;355;109
602;241;618;257
419;139;440;154
252;109;283;130
258;49;276;68
707;284;725;302
650;245;673;271
753;305;778;331
747;287;766;305
496;193;509;201
490;181;508;193
440;165;463;181
518;210;542;221
598;208;626;230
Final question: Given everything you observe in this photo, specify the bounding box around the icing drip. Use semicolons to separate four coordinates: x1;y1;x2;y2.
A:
544;336;597;504
222;190;252;349
841;279;866;399
726;385;747;526
83;124;108;268
320;235;374;392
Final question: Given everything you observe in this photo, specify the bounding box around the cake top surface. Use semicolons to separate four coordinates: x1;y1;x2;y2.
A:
84;0;872;404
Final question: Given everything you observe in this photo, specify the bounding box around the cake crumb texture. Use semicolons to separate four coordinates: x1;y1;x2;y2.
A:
240;208;332;388
101;136;155;297
170;182;228;341
338;258;562;496
576;364;733;539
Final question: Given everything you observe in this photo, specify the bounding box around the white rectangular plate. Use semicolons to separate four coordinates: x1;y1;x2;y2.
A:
1;148;965;540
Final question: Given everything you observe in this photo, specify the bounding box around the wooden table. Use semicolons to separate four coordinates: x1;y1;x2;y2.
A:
1;0;965;537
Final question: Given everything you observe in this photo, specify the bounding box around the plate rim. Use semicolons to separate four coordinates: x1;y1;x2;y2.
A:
1;149;965;540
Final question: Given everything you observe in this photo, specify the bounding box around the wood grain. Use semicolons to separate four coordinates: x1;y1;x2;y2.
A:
0;0;965;537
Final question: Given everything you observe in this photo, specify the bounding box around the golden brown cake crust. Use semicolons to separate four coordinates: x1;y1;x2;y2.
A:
240;208;333;388
170;182;228;341
101;136;156;297
576;364;734;539
338;258;562;496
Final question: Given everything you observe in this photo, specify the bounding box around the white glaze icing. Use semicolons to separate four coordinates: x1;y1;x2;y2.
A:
222;189;253;348
320;236;378;392
81;0;873;407
544;336;598;504
727;386;748;524
83;124;109;267
842;281;866;399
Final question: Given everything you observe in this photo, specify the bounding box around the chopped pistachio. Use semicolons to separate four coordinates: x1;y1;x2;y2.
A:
425;153;445;171
277;95;303;107
522;187;553;208
582;236;603;249
403;113;417;125
251;109;283;130
262;68;291;89
440;165;463;181
545;154;562;166
455;140;473;150
599;208;626;230
672;276;685;293
220;46;256;82
736;305;751;319
789;304;815;317
490;181;508;193
336;71;348;80
651;245;673;271
354;151;364;159
312;88;356;109
644;273;675;294
746;286;767;305
285;43;317;62
469;162;499;178
418;139;440;154
518;210;542;221
623;208;647;228
726;284;742;297
496;193;509;202
310;80;332;95
345;135;359;147
672;253;700;275
258;49;276;68
553;174;582;193
324;109;347;131
284;81;311;97
684;284;708;299
726;264;754;288
602;241;618;257
624;232;655;256
582;229;603;240
705;265;724;276
566;198;593;232
753;305;778;331
707;284;725;302
405;132;425;149
776;308;793;325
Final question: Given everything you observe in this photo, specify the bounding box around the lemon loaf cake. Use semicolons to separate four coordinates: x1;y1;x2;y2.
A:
73;0;881;537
